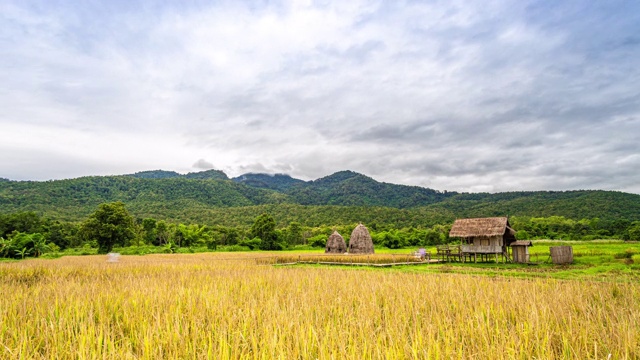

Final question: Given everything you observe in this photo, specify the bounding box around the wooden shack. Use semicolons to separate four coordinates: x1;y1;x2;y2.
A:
449;217;517;262
510;240;533;263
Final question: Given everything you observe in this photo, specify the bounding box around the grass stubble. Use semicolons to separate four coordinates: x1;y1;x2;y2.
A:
1;253;639;359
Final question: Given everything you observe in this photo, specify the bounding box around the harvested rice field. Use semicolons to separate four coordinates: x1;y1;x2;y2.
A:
1;253;639;359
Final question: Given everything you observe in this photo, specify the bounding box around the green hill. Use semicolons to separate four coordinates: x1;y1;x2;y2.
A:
0;175;288;221
284;171;455;208
431;190;640;221
128;169;228;180
1;169;639;225
128;170;182;179
232;173;305;191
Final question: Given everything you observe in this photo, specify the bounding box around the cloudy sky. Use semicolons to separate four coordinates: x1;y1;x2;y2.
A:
1;1;639;193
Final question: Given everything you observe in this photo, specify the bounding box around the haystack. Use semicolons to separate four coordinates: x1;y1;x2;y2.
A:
325;231;347;253
348;224;374;254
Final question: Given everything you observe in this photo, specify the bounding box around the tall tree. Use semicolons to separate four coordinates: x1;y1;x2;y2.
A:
80;202;136;254
251;213;280;250
141;218;157;245
155;220;170;246
285;221;303;245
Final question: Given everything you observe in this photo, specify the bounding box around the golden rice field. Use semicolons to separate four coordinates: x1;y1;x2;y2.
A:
1;253;639;359
257;253;427;265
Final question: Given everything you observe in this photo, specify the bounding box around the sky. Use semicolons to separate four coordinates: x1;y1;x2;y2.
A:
1;0;639;194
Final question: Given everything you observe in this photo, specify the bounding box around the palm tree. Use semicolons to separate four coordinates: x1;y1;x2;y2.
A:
15;247;30;259
164;242;177;254
31;234;50;257
0;237;10;258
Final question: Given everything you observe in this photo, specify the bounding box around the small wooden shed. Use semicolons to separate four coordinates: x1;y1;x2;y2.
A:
449;217;517;262
510;240;533;263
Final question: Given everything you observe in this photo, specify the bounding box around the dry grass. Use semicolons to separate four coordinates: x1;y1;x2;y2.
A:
258;253;425;265
1;253;639;359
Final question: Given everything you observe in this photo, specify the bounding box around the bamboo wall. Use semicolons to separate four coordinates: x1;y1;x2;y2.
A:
550;246;573;264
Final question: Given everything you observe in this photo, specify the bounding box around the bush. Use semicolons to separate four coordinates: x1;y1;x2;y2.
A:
424;229;442;246
308;235;326;248
238;238;262;250
176;247;196;254
218;245;251;252
614;249;639;259
382;232;403;249
206;239;217;250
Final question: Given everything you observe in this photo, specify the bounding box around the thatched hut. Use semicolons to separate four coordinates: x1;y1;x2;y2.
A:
325;231;346;253
449;217;516;262
348;224;374;254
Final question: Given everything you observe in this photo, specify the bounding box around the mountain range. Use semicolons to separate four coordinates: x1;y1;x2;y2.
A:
1;169;639;225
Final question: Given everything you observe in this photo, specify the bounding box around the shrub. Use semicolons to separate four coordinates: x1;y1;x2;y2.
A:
238;238;262;250
614;249;639;259
308;235;327;248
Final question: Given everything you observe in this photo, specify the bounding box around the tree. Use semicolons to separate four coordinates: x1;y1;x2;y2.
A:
31;233;50;257
238;237;262;250
15;247;30;259
174;224;210;247
382;231;403;249
163;241;178;253
141;218;157;245
0;212;43;238
80;202;136;254
155;220;170;246
285;221;303;245
627;221;640;241
0;237;9;257
44;221;77;250
250;213;280;250
424;229;442;246
5;231;45;258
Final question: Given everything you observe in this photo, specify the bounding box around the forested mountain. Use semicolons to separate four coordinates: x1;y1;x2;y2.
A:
128;169;228;180
432;190;640;221
1;169;639;224
283;171;455;208
128;170;182;179
232;173;305;191
0;175;288;221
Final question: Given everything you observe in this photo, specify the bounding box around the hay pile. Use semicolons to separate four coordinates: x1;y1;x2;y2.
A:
348;224;374;254
325;231;346;253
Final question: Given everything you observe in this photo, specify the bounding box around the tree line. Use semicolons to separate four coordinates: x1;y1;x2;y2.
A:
1;202;639;259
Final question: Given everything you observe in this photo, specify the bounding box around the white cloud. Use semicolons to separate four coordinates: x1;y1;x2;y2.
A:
1;0;639;194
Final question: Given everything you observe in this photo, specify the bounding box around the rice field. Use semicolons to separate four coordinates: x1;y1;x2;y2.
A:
1;253;639;359
257;253;428;266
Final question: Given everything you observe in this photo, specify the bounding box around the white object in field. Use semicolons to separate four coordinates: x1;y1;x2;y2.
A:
107;253;120;263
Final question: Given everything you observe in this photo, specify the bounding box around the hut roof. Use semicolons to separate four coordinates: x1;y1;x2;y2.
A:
510;240;533;247
449;217;516;238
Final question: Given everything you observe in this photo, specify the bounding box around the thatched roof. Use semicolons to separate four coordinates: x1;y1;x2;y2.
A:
510;240;533;247
348;224;374;254
449;217;516;238
325;231;347;253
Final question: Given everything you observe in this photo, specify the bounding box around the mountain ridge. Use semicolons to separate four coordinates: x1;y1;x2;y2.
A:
1;169;639;223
